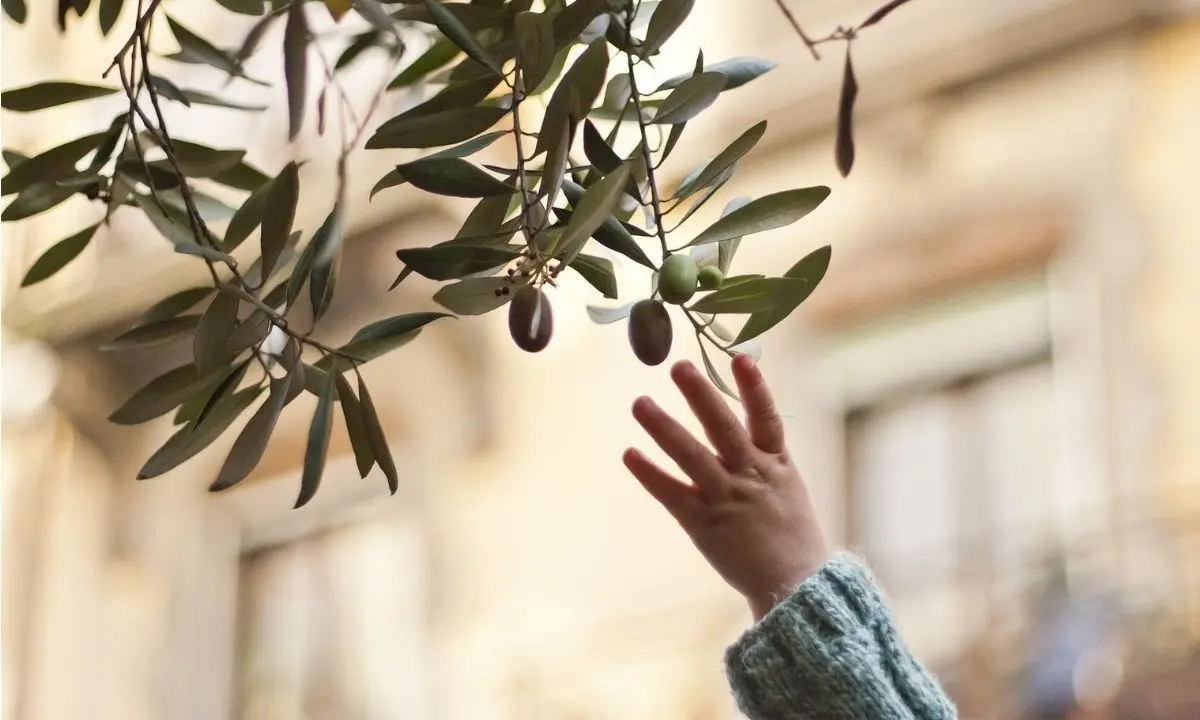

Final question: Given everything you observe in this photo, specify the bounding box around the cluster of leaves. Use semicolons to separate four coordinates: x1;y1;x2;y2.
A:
1;0;913;507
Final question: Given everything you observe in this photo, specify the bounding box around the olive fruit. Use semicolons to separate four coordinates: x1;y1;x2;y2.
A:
508;286;552;353
697;265;724;290
657;253;699;305
627;299;673;366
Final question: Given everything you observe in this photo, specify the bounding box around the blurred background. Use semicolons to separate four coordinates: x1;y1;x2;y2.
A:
3;0;1200;718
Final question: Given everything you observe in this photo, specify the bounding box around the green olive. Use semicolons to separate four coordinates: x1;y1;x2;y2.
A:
697;265;724;290
657;253;699;305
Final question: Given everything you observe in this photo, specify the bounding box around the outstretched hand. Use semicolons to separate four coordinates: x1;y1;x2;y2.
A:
624;354;829;620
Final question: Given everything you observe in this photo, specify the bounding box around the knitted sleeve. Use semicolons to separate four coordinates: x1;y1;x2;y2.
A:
724;553;957;720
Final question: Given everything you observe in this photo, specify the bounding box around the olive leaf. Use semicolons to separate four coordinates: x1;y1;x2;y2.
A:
535;38;608;155
370;130;508;199
210;361;301;492
215;0;264;15
132;193;195;246
569;254;618;299
582;119;622;173
174;242;235;264
223;170;276;250
1;132;106;196
396;158;515;198
366;106;508;149
652;72;725;125
642;0;694;56
144;286;214;322
555;163;632;265
684;186;830;247
424;0;501;76
236;4;288;62
586;301;637;325
860;0;915;28
138;386;263;480
294;363;335;508
673;121;766;200
2;183;76;222
396;244;521;281
166;15;266;85
388;38;459;89
284;1;310;141
193;290;240;373
1;82;119;112
698;340;739;400
329;311;454;365
309;206;343;320
433;277;515;315
101;314;201;351
109;362;225;425
734;245;831;344
835;47;858;178
515;10;555;90
336;372;376;479
192;359;250;428
4;0;26;24
260;161;299;280
98;0;121;33
551;203;654;269
717;196;753;274
689;277;810;314
656;57;776;93
357;377;398;493
550;0;608;49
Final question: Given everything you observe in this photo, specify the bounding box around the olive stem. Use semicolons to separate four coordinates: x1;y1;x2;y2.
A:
624;4;670;259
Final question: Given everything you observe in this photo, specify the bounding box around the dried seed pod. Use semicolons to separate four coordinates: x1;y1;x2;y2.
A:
508;286;553;353
627;299;673;366
657;253;699;305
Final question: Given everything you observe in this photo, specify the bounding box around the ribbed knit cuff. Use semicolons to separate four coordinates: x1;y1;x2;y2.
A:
724;553;956;720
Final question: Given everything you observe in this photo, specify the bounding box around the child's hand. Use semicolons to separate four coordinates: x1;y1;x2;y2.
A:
624;355;830;620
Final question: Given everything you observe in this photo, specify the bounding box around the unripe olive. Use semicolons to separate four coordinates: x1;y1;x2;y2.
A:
627;299;673;366
508;286;552;353
657;253;699;305
697;265;724;290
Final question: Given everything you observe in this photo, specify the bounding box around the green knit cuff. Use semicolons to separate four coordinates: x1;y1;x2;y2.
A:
724;553;956;719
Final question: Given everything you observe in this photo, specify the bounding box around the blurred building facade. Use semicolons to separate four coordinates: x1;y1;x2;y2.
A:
3;1;1200;719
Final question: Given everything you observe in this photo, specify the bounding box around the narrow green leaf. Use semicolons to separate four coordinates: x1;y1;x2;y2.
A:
133;193;195;246
358;377;398;493
167;15;266;85
331;311;453;365
352;0;395;33
369;130;507;199
286;236;318;310
4;0;27;24
223;173;273;250
295;367;335;508
395;244;521;281
193;359;250;428
642;0;693;55
551;203;654;270
335;29;380;71
689;277;810;314
550;0;608;50
734;245;831;344
151;75;267;110
2;183;75;222
698;340;739;400
586;301;636;325
215;0;264;15
310;249;339;321
582;120;622;173
652;72;725;125
193;291;240;373
656;57;776;93
210;361;300;492
396;158;514;198
515;10;554;90
685;187;830;247
20;223;100;287
260;161;299;280
673;121;766;200
144;286;214;322
716;196;752;273
366;106;507;149
167;139;248;177
424;0;501;76
210;161;271;192
433;276;515;315
99;0;122;33
388;38;459;89
175;242;235;264
224;310;271;355
1;82;119;112
110;363;223;425
570;254;617;299
535;38;608;155
101;314;200;351
137;386;263;480
555;164;632;265
1;132;106;197
284;1;310;140
860;0;915;29
236;4;288;62
335;372;376;479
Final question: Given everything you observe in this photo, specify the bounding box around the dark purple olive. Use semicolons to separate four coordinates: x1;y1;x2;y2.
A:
628;299;673;366
508;286;552;353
